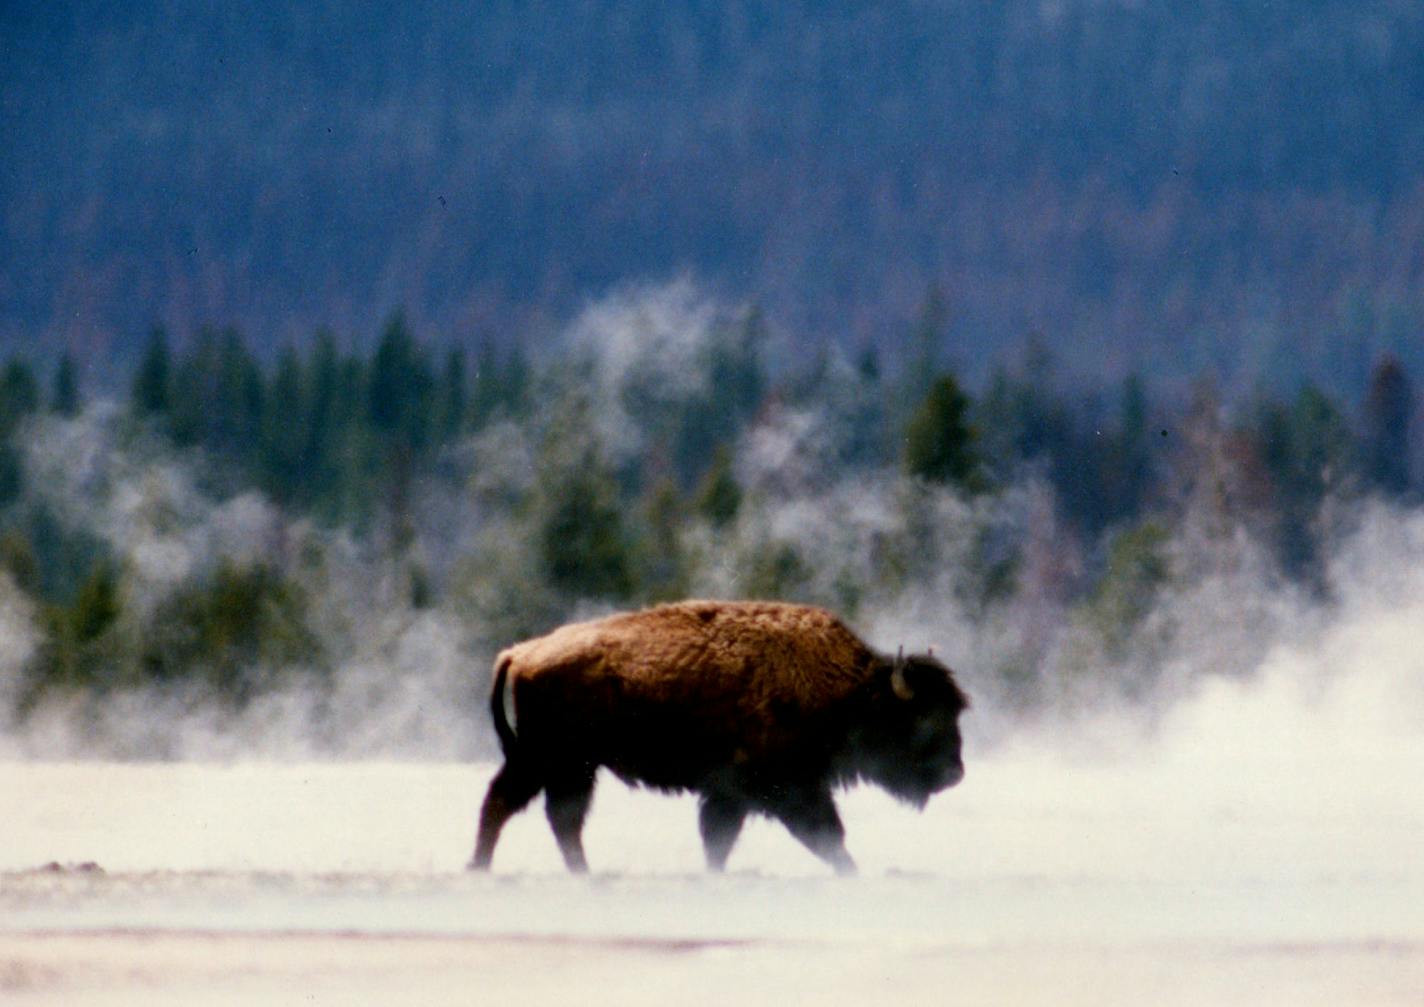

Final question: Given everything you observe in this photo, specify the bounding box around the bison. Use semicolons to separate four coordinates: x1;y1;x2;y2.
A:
468;600;968;875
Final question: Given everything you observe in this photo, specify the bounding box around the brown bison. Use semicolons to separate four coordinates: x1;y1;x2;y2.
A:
468;600;969;874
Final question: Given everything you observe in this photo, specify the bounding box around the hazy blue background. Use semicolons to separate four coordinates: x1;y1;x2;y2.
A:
6;1;1424;393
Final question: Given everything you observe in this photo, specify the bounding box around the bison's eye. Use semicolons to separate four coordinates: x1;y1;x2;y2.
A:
910;719;939;747
908;711;961;761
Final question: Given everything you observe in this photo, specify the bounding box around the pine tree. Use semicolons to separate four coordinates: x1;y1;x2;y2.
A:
168;328;214;446
369;311;435;453
1094;374;1155;531
694;445;742;528
300;330;351;521
502;342;530;419
636;477;689;601
51;352;80;416
1087;521;1171;658
1253;384;1359;577
0;446;22;507
215;329;264;460
674;305;768;485
368;312;436;548
902;284;949;412
0;358;39;507
904;374;981;490
132;327;172;418
26;560;123;697
470;340;503;428
139;561;321;705
0;357;40;434
1362;353;1413;496
261;346;308;506
856;344;881;383
538;445;634;601
0;528;40;595
438;346;468;441
536;397;634;601
716;304;767;423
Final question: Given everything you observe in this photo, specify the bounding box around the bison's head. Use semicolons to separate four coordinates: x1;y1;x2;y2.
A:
848;650;969;807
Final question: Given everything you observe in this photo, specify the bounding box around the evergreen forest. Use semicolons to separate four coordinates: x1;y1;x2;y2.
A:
0;283;1416;755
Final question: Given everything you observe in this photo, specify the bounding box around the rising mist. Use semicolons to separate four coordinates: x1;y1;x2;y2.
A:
0;282;1419;772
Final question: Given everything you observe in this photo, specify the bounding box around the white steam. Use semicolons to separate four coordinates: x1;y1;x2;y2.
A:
1;282;1423;790
3;405;490;761
0;572;38;720
562;277;728;462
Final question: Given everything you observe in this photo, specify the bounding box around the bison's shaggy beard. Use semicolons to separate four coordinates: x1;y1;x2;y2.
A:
837;756;940;810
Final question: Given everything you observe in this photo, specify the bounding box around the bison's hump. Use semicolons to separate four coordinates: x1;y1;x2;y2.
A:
500;600;873;708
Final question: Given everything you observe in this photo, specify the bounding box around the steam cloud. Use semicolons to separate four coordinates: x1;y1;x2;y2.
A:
1;281;1421;786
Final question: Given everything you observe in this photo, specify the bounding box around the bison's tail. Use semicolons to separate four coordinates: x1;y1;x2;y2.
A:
489;655;517;758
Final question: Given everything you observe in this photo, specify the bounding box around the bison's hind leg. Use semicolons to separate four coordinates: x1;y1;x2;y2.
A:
544;767;597;873
698;793;748;872
469;761;542;871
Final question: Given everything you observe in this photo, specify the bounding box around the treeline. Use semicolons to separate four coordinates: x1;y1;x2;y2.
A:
127;318;531;530
0;306;1417;725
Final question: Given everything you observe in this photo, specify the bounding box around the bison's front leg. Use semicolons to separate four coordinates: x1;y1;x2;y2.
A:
773;788;857;876
698;793;748;872
544;768;597;873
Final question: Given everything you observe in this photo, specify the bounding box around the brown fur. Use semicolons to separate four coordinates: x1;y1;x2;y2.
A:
469;600;968;875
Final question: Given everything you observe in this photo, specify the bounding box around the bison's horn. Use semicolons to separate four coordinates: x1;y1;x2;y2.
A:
891;646;913;701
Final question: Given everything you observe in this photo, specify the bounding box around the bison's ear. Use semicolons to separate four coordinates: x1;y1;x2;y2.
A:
891;646;914;701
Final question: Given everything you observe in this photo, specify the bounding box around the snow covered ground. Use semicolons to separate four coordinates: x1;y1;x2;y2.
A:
5;583;1424;1004
2;738;1421;1005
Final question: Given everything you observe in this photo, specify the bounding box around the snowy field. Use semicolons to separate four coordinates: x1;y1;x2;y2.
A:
5;579;1424;1005
4;710;1423;1007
